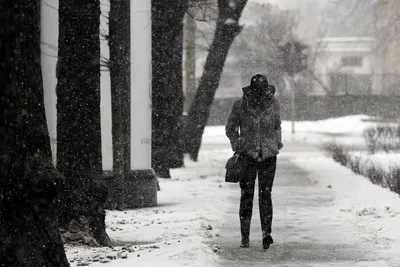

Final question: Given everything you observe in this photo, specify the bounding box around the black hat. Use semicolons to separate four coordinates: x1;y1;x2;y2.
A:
250;74;268;90
243;74;269;95
243;74;275;99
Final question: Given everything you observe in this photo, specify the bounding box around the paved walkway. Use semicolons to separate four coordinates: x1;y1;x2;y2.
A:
209;143;388;267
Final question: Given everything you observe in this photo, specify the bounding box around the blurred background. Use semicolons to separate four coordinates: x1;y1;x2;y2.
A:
40;0;400;179
183;0;400;124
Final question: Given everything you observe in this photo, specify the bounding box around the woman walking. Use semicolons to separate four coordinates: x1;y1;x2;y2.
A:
225;74;283;249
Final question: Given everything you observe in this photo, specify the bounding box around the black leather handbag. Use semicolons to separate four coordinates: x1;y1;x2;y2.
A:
225;153;247;183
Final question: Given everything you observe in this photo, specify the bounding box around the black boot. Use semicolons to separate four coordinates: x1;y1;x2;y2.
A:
262;235;273;250
240;218;251;248
240;238;249;248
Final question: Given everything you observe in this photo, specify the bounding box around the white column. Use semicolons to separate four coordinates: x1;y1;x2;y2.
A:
40;0;59;163
131;0;152;170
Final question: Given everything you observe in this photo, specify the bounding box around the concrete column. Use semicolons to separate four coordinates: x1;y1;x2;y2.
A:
184;14;196;114
127;0;157;208
40;0;59;164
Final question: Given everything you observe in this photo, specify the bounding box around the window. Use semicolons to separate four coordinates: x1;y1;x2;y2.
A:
341;56;363;67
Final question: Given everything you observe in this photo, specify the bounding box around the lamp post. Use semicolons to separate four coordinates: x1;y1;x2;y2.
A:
278;41;308;135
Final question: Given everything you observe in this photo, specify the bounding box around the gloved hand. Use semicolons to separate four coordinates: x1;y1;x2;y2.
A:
278;142;283;150
233;137;244;153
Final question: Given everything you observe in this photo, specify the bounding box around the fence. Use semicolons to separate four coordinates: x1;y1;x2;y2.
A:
313;73;400;96
208;95;400;126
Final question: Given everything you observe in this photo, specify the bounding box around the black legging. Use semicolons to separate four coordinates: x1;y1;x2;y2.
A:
239;156;277;239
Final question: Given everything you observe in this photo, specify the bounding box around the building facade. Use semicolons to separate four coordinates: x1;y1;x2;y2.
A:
313;37;382;95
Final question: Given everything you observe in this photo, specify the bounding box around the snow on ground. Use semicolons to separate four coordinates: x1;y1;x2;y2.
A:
66;149;233;267
66;115;400;266
212;150;400;266
203;115;395;149
294;155;400;265
348;152;400;172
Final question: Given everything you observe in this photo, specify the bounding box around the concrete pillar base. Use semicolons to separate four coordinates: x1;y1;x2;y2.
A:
103;169;157;209
125;169;157;209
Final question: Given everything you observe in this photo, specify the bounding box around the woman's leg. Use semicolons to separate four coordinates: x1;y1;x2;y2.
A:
258;157;277;239
239;163;257;244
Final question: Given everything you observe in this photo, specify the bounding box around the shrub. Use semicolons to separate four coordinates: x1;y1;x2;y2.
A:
325;143;400;196
364;127;379;154
348;155;362;175
388;166;400;195
364;164;385;187
324;143;348;167
363;125;400;154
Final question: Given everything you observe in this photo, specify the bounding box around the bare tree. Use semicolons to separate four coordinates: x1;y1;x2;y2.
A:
57;0;111;246
152;0;189;177
0;0;69;265
185;0;248;161
374;0;400;94
108;0;130;210
188;0;218;53
233;3;297;95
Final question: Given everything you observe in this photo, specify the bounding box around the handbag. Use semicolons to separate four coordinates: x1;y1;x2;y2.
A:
225;153;247;183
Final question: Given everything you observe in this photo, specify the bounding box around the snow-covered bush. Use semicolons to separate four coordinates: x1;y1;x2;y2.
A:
363;125;400;154
388;166;400;195
324;143;348;167
364;164;385;187
325;143;400;196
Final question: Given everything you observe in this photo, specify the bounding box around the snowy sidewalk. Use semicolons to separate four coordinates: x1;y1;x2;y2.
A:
66;140;400;267
210;144;400;267
66;147;232;266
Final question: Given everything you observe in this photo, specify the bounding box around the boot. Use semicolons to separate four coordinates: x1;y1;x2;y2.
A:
262;235;273;250
240;218;251;248
240;238;249;248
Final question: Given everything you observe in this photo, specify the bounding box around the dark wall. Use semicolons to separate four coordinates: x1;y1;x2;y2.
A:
208;95;400;125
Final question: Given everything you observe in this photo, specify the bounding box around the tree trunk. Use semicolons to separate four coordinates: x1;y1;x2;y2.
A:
152;0;188;177
57;0;111;246
109;0;130;210
185;0;247;161
0;0;69;266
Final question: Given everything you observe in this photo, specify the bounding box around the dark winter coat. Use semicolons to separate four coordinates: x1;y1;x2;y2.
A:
225;95;283;161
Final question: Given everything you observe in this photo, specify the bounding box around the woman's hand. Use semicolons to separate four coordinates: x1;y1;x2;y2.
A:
234;137;244;153
278;142;283;150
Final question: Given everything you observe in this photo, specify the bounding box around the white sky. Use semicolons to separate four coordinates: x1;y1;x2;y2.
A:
247;0;328;44
250;0;326;9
